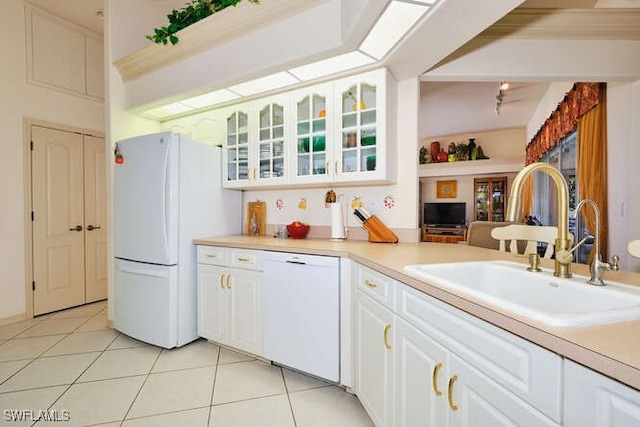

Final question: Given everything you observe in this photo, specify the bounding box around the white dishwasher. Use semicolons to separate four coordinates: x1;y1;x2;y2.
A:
262;251;340;382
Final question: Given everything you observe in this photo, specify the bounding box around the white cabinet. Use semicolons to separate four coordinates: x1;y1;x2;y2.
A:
197;246;263;356
355;290;395;427
395;317;448;427
222;68;394;189
564;359;640;427
353;262;562;427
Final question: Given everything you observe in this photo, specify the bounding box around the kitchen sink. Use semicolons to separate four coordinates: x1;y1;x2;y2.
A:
403;261;640;327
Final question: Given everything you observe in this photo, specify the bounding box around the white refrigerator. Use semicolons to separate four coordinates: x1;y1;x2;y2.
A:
113;132;241;348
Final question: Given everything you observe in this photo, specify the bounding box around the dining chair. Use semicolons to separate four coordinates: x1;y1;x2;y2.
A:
629;240;640;259
490;224;561;259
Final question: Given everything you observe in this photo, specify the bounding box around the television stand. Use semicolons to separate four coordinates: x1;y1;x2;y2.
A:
422;226;467;244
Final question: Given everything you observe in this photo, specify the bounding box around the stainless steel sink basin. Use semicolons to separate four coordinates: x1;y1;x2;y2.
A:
403;261;640;327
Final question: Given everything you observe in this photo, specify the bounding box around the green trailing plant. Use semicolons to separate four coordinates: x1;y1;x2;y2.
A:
147;0;259;45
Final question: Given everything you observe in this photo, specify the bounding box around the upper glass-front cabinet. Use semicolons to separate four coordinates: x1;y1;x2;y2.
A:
291;85;331;184
258;102;286;182
334;68;389;183
225;108;250;186
222;68;393;189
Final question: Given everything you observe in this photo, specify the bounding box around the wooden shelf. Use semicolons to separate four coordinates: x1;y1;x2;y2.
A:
114;0;329;82
418;156;525;178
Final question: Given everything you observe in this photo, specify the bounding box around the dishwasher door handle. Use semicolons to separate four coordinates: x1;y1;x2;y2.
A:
285;260;307;265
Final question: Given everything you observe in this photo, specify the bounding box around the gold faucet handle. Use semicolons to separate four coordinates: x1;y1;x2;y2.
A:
526;253;542;272
556;249;574;265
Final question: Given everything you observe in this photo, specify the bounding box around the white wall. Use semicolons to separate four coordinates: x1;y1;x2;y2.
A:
0;0;105;320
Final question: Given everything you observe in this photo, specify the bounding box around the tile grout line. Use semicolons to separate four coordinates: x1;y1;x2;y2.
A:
280;366;299;427
206;345;222;425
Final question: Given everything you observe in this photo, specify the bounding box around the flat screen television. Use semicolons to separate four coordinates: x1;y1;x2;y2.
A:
423;202;466;227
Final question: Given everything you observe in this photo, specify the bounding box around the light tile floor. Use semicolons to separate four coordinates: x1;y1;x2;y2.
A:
0;301;373;427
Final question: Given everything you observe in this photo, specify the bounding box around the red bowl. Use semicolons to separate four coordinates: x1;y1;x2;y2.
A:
287;223;310;239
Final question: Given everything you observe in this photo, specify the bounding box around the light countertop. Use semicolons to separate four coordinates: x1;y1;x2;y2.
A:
194;235;640;390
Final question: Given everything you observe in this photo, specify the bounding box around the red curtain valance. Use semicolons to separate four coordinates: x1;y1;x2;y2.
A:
525;82;601;165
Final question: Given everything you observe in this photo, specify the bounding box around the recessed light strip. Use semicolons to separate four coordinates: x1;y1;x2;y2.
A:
289;51;376;81
359;1;431;60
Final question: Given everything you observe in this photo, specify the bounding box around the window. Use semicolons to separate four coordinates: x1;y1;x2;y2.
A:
532;131;589;263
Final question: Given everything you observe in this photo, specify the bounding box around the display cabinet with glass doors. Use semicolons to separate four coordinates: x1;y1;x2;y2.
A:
474;176;508;222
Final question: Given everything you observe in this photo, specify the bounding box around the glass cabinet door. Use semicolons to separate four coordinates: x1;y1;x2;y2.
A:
295;93;328;178
226;110;249;183
474;177;508;222
258;102;285;180
340;81;377;175
491;179;506;221
475;179;489;221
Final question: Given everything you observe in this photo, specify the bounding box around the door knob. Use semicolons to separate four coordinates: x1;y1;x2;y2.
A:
86;225;101;231
69;225;83;231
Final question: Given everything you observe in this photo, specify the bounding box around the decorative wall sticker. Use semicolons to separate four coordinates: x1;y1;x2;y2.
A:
298;198;307;210
383;195;395;209
275;199;284;210
324;189;336;208
351;196;363;210
114;143;124;164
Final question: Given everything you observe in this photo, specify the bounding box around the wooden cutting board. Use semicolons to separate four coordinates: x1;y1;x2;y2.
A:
246;201;266;236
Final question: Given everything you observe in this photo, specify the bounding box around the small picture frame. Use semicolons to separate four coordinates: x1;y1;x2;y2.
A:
437;180;457;198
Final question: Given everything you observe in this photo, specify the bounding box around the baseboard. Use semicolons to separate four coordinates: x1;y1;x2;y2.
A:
0;313;28;327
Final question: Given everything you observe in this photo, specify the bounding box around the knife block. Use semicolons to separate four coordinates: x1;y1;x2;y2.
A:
362;215;398;243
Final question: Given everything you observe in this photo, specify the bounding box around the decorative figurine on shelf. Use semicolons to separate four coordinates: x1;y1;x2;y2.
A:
447;142;456;154
476;145;489;160
419;146;428;164
455;143;469;161
436;148;449;162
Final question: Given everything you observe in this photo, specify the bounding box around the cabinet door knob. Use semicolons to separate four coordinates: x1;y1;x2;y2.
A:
447;375;459;411
86;224;101;231
432;363;443;396
220;274;225;289
364;279;377;288
69;225;83;231
226;274;231;289
383;324;391;349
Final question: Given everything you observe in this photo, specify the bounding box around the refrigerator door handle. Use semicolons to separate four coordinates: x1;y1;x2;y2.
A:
162;152;170;260
115;260;170;278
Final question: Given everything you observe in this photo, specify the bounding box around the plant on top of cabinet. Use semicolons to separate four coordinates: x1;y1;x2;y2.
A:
147;0;260;45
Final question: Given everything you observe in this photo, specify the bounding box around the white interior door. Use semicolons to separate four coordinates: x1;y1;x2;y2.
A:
32;126;85;315
84;135;107;303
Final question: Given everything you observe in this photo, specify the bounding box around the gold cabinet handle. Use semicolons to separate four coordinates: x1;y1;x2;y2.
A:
447;375;459;411
325;161;330;175
432;363;443;396
364;279;377;288
383;324;391;349
252;168;257;180
205;254;216;258
226;274;231;289
219;274;225;289
334;160;339;175
237;257;251;262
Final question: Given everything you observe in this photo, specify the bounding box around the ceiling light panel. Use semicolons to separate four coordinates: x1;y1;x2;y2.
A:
289;51;376;81
143;102;193;119
181;89;240;109
359;1;431;60
228;72;300;97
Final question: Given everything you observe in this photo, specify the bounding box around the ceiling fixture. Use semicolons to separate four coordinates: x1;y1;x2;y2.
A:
500;81;509;90
495;90;505;116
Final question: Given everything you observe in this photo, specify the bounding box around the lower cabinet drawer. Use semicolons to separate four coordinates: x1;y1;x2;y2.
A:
197;246;228;266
